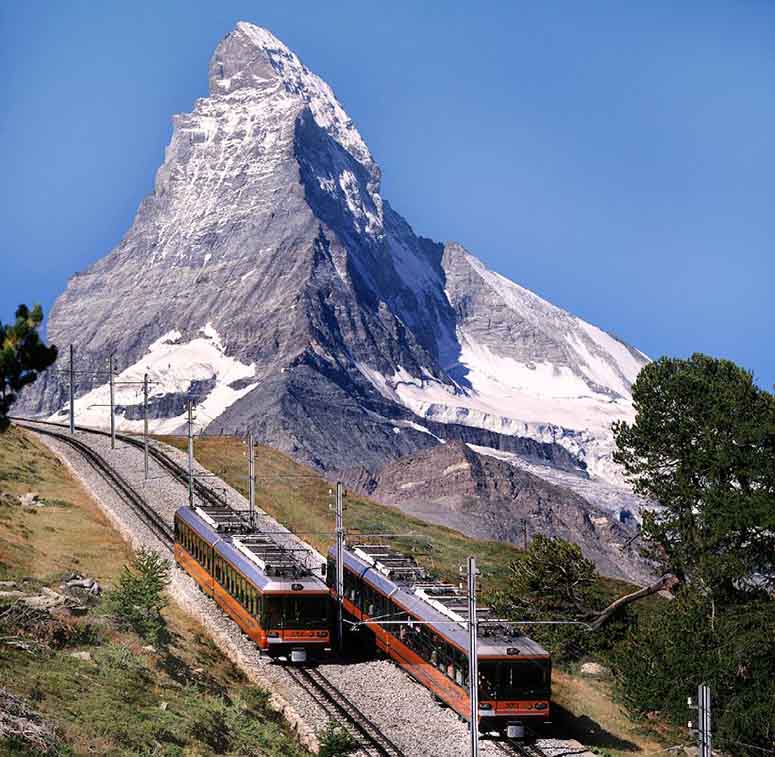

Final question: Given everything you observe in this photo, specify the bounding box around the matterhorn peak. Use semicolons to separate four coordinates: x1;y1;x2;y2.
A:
207;22;376;180
30;22;649;519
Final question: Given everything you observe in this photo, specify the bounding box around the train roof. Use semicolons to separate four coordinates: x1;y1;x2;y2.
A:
331;543;549;659
176;506;328;594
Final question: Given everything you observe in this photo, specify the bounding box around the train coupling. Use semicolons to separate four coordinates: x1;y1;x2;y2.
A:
506;721;526;740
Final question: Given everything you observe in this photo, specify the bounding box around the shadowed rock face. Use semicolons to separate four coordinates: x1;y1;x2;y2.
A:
22;23;653;576
341;442;649;582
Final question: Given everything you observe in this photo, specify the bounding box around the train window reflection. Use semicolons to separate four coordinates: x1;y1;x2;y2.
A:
479;660;550;699
263;596;329;629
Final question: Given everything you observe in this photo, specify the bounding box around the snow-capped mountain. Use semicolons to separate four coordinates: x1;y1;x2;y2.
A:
26;22;648;496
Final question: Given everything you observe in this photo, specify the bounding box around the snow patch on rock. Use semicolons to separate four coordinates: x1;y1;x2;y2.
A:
49;324;258;434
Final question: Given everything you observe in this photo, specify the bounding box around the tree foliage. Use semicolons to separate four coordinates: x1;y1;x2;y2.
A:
110;548;171;646
612;587;775;754
491;535;625;660
613;353;775;597
0;304;58;431
612;353;775;754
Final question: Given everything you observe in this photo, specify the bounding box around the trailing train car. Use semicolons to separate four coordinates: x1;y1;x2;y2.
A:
174;506;331;662
328;543;551;737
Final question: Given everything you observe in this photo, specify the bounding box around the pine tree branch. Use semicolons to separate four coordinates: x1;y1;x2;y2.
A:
589;574;679;630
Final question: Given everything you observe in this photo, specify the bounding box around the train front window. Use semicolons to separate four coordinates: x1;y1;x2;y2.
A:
479;659;550;700
286;596;329;629
264;597;284;629
263;595;329;630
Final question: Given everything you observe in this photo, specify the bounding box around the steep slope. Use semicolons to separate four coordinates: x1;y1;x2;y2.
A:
341;442;647;582
25;21;648;492
355;243;649;483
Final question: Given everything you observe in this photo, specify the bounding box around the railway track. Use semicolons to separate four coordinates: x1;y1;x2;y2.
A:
286;666;406;757
13;417;407;757
13;420;174;547
14;418;587;757
12;417;231;512
492;738;549;756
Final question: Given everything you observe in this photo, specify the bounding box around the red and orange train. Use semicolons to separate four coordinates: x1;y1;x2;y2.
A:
173;505;551;737
327;543;551;738
174;506;330;662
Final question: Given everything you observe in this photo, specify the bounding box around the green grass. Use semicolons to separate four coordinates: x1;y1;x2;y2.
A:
0;427;309;756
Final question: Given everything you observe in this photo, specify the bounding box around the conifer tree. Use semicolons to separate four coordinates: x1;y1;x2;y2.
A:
613;353;775;598
0;304;58;431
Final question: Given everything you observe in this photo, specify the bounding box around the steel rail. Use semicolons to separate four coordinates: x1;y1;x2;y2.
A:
10;417;231;511
285;666;406;757
490;736;552;756
13;420;174;547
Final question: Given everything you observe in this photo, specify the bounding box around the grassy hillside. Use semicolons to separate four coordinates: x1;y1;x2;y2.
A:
160;434;528;593
0;427;309;756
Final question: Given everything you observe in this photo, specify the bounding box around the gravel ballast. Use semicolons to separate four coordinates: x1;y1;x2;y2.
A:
27;423;593;757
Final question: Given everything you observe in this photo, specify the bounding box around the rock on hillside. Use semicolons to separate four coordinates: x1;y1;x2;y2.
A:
342;441;648;582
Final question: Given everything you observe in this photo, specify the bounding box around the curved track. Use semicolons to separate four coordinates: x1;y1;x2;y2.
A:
13;417;405;757
13;420;174;546
12;417;230;511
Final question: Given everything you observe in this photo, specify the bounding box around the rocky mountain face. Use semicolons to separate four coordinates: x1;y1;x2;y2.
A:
342;442;646;582
23;22;652;577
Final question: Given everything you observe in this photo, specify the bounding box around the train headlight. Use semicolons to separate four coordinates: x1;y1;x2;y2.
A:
534;702;548;710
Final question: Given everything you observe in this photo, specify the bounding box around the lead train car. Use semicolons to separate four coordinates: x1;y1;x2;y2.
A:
174;506;330;661
328;543;551;737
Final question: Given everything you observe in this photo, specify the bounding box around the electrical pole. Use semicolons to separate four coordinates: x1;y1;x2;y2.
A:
335;481;345;653
689;683;712;757
699;683;712;757
187;400;194;508
68;345;75;435
108;354;116;449
143;373;149;480
466;556;480;757
248;431;256;530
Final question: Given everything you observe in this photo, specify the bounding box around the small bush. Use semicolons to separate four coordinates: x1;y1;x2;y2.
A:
109;548;170;646
318;722;358;757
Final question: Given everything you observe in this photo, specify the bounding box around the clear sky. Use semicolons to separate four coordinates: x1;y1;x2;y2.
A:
1;1;773;388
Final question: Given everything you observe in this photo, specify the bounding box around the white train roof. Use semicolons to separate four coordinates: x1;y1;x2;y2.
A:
333;543;549;659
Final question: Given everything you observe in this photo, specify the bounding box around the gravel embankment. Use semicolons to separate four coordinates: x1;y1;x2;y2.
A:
27;423;593;757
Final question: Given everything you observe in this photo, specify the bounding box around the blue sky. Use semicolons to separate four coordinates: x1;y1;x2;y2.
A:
1;1;773;388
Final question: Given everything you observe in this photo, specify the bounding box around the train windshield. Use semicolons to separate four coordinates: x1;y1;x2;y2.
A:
478;659;551;700
263;595;329;629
